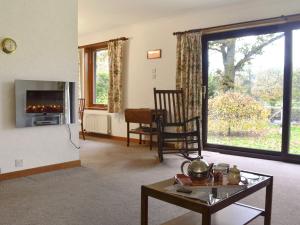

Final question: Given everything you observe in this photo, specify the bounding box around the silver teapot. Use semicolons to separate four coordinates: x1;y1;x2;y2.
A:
181;158;214;179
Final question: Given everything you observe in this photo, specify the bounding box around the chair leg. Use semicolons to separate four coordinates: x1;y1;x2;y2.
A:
158;147;163;162
158;134;163;162
139;123;142;144
183;125;188;155
127;122;130;147
197;138;201;156
196;119;201;156
150;124;153;151
81;122;85;140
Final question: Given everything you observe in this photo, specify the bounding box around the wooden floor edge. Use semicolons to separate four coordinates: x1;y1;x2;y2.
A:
0;160;81;181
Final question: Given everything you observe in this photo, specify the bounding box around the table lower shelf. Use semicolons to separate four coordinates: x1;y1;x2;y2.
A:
129;127;157;135
160;203;263;225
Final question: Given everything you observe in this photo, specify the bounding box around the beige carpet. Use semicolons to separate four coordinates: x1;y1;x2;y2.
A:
0;136;299;225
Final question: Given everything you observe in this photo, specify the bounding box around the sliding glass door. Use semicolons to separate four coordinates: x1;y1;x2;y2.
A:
290;29;300;155
203;22;300;161
206;32;284;151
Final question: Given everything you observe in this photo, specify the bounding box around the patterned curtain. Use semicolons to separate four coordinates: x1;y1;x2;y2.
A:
107;40;126;113
78;48;84;99
176;32;203;120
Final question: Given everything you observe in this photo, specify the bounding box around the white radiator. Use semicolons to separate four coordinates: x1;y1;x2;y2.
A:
83;113;111;134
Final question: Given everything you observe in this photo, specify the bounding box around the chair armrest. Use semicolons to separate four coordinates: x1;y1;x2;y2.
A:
185;116;200;123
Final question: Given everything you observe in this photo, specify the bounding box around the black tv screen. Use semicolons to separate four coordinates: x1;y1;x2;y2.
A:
26;90;64;113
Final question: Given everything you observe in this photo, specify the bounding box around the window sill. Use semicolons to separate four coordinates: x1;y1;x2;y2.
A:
86;106;108;111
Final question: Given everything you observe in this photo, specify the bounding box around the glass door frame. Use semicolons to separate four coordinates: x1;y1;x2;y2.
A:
202;21;300;163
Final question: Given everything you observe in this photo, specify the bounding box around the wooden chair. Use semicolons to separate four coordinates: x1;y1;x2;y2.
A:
78;98;85;140
153;88;202;162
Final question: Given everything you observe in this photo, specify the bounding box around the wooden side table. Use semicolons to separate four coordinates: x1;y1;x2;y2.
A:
125;108;158;150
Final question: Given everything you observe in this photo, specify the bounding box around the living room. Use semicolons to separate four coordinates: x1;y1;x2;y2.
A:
0;0;300;224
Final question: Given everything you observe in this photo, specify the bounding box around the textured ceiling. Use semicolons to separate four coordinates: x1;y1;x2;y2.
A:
78;0;248;36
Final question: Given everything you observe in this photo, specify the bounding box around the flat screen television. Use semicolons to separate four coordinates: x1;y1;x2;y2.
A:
26;90;64;113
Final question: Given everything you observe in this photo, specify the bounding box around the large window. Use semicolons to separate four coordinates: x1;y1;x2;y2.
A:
94;49;109;105
84;44;109;110
203;21;300;161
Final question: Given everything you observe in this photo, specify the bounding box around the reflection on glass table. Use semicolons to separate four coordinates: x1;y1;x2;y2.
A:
165;171;269;205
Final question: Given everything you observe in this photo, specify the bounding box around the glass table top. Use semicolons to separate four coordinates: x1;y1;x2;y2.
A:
162;171;271;206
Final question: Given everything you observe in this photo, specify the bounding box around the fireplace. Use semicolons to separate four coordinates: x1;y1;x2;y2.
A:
26;90;64;114
15;80;76;128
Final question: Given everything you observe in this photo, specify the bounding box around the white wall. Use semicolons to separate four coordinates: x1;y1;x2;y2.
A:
79;0;300;138
0;0;79;173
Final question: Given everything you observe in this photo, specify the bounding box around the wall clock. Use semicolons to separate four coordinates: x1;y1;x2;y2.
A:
1;38;17;54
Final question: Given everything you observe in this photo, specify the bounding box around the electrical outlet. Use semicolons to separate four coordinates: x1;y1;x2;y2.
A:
15;159;23;168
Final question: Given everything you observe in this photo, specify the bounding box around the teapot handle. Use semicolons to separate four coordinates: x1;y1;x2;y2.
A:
181;160;191;176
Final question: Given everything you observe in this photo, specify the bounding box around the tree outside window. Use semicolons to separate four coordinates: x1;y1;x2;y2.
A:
94;49;109;105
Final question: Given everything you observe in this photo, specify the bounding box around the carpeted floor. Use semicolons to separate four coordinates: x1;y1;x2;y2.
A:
0;136;299;225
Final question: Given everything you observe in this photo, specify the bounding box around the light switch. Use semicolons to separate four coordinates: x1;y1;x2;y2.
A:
152;68;157;79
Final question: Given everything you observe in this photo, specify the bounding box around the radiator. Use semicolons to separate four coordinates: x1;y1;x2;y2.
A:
83;113;111;134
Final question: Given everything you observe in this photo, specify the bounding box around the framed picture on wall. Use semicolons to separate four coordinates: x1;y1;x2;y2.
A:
147;49;161;59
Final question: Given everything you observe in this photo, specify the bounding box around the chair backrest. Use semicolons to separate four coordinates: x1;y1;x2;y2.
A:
153;88;186;126
78;98;85;120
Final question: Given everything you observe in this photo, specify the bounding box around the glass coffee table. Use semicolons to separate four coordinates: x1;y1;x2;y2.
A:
141;171;273;225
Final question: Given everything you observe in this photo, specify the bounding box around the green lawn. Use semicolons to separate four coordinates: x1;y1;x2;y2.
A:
290;126;300;154
208;125;300;155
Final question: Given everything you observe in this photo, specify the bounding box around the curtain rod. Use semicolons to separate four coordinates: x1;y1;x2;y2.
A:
173;13;300;36
108;37;128;42
78;37;128;49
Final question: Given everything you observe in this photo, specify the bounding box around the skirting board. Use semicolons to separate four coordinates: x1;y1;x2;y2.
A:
80;132;156;145
80;132;177;148
0;160;81;181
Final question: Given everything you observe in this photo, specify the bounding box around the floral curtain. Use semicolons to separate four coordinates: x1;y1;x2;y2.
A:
107;40;126;113
176;32;203;120
78;48;84;99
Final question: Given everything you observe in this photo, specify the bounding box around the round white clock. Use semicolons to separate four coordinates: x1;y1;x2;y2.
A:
1;38;17;54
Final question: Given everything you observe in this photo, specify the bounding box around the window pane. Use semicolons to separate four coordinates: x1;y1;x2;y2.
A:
289;29;300;155
207;32;285;151
94;49;109;105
